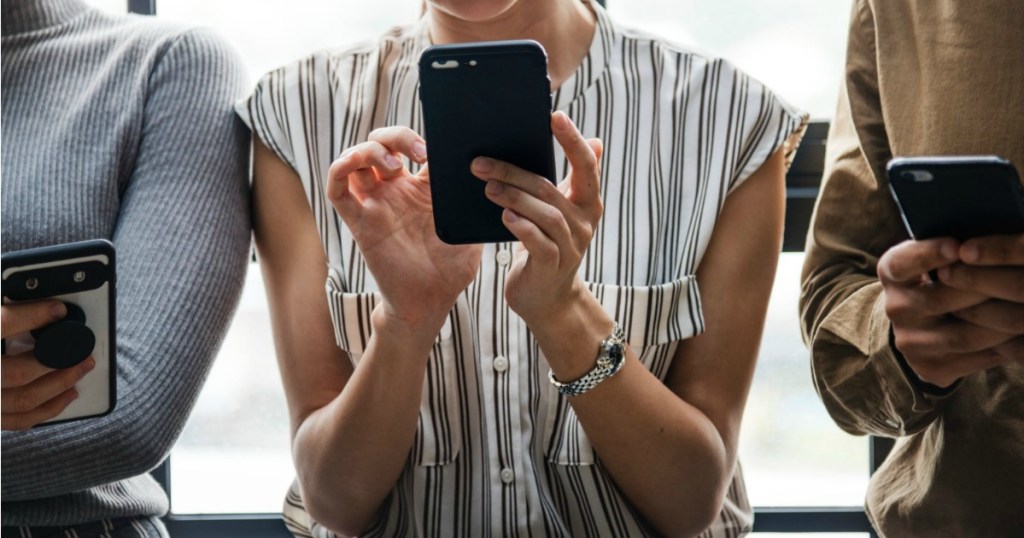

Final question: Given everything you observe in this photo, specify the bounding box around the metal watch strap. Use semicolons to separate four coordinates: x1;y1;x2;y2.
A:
548;322;626;396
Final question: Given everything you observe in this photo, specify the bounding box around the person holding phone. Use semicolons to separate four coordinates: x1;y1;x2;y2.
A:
799;1;1023;536
1;0;249;535
241;0;805;535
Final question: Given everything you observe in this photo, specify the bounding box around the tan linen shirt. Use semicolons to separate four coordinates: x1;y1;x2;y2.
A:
800;0;1024;536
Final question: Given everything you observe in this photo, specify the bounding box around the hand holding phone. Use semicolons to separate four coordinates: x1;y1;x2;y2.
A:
878;157;1024;386
2;240;116;429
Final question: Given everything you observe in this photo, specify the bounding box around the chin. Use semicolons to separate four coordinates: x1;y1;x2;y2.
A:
428;0;520;22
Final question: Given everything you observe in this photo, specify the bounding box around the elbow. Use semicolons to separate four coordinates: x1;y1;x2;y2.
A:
115;427;178;478
650;494;723;538
301;485;375;538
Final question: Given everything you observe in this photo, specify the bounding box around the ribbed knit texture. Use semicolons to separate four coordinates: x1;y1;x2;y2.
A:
1;0;250;531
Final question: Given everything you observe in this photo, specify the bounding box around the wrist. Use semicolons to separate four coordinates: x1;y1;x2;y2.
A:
527;285;615;382
372;302;450;348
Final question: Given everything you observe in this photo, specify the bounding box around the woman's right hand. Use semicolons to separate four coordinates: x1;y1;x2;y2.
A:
2;301;95;430
326;127;482;329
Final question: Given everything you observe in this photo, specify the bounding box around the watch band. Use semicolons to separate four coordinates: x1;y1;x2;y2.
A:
548;322;626;396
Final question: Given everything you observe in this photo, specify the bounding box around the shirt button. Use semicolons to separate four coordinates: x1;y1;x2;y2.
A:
492;355;509;373
495;250;512;266
500;468;514;484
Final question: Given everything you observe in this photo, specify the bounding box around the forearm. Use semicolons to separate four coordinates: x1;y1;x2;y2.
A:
532;294;731;537
293;304;446;536
806;279;951;436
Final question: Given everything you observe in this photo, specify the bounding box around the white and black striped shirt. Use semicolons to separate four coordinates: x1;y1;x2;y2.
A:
238;3;806;536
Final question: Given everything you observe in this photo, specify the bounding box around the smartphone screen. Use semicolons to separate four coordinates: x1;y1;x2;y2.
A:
887;156;1024;242
419;40;556;244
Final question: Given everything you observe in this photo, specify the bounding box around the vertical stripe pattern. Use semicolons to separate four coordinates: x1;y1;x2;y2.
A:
238;3;806;536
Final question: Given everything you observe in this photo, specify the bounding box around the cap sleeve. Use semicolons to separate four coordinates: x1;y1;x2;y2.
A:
236;67;298;173
727;67;809;195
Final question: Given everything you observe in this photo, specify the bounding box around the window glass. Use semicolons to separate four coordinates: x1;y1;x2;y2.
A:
738;254;869;507
78;0;864;515
84;0;125;15
606;0;852;119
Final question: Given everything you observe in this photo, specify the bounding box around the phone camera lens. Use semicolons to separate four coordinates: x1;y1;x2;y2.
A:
73;271;86;283
26;277;39;290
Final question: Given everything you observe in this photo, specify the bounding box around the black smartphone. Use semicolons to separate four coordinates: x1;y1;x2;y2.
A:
2;240;117;426
887;156;1024;242
418;40;557;244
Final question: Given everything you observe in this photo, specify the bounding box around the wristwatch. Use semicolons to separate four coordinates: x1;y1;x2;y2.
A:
549;322;626;396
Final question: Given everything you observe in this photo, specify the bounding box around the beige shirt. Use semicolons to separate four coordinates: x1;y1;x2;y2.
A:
800;0;1024;536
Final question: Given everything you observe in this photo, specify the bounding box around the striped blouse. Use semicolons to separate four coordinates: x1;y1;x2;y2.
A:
238;3;806;536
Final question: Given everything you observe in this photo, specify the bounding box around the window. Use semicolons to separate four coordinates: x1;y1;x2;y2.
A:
84;0;873;534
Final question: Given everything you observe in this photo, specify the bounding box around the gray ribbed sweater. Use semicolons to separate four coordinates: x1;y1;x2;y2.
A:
1;0;250;531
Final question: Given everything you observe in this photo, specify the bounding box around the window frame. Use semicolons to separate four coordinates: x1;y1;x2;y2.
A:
123;1;890;535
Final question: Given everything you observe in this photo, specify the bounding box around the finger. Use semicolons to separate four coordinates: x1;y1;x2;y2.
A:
0;301;66;339
909;351;1008;388
894;321;1017;356
472;157;571;212
0;357;94;414
368;126;428;164
885;283;988;323
960;233;1024;266
551;112;602;206
938;264;1024;302
326;143;403;212
1;351;55;388
994;336;1024;360
485;181;574;257
502;209;560;267
1;388;78;431
953;300;1024;335
344;141;406;184
878;238;960;284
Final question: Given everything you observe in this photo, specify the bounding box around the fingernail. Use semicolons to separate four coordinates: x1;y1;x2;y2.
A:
82;357;96;372
941;241;959;261
51;302;67;319
69;389;80;401
486;181;505;195
505;209;520;223
961;243;980;263
552;112;568;131
413;142;427;160
473;157;494;173
384;153;402;169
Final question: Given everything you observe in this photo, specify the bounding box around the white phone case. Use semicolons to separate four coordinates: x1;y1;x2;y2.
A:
2;240;116;425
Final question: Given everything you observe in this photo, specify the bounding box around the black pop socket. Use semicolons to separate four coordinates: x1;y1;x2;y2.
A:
31;302;95;369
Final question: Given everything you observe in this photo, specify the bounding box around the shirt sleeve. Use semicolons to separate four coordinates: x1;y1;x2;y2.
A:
1;28;250;501
236;66;298;173
725;64;809;196
799;0;958;439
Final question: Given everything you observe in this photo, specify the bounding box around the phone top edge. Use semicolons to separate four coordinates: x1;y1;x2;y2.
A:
1;239;115;271
887;155;1016;174
419;40;548;65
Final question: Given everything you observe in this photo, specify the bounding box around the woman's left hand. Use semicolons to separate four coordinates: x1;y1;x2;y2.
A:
472;111;604;326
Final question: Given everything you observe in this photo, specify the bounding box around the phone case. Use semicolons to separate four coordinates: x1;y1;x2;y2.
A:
2;240;117;426
419;40;557;244
887;156;1024;241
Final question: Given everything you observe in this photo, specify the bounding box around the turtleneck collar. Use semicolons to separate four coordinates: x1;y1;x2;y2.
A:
2;0;90;37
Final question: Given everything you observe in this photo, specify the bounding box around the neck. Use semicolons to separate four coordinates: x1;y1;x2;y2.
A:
427;0;596;90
